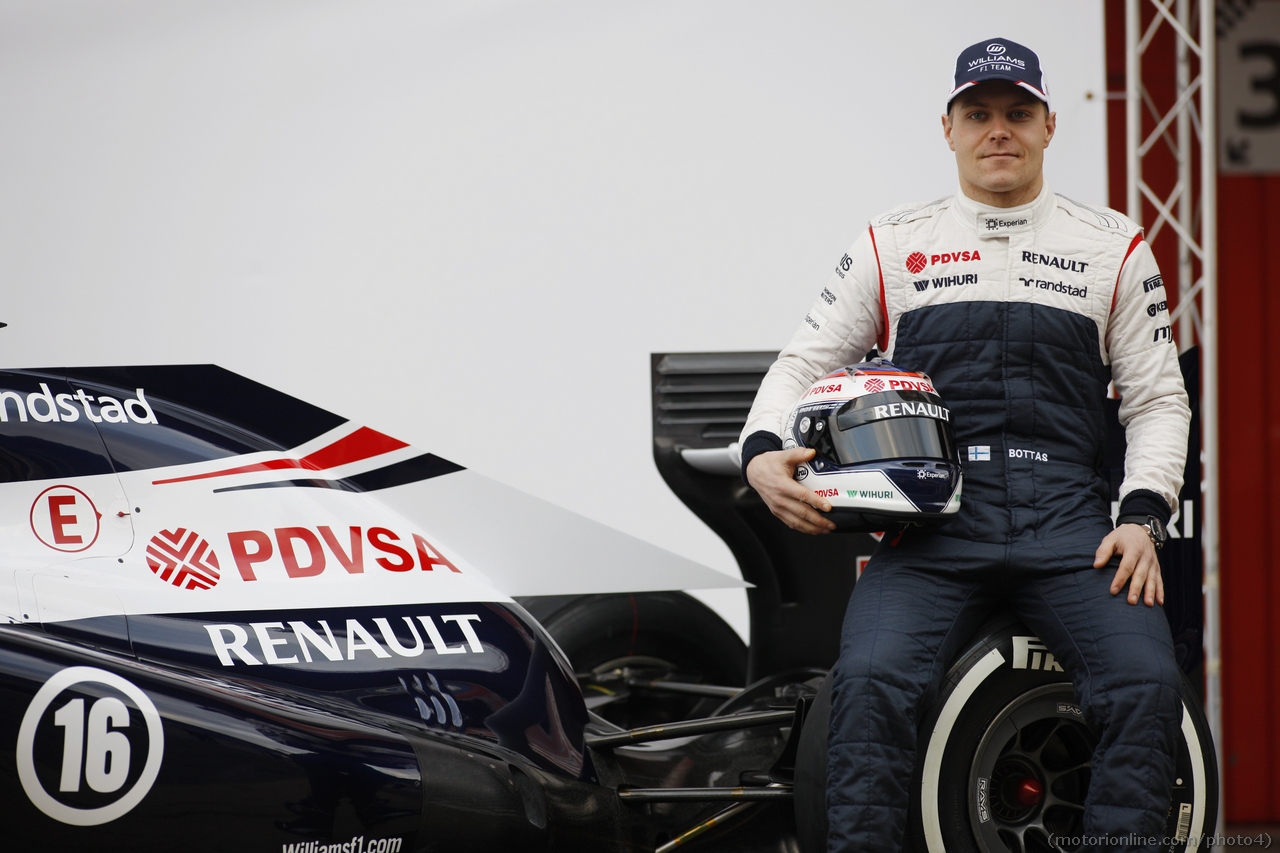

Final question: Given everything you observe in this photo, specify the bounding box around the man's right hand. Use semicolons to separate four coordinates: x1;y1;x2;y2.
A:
745;448;837;534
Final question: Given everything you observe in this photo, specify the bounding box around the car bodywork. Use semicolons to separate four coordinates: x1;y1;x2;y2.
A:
0;364;779;852
0;355;1212;853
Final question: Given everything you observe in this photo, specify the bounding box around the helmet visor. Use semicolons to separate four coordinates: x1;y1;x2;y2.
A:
798;389;956;466
829;415;954;465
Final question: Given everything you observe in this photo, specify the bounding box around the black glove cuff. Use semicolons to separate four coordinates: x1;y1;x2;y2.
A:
1116;488;1173;527
740;430;784;484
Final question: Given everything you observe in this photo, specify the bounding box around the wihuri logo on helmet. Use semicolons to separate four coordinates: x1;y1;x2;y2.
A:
783;359;963;531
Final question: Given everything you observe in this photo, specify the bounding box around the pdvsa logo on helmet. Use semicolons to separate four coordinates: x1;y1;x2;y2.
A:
0;386;158;425
16;667;164;826
886;378;935;393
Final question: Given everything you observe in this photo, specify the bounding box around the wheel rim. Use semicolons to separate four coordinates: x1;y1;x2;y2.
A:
968;685;1094;853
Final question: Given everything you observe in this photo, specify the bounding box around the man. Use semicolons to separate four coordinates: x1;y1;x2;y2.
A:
739;38;1190;852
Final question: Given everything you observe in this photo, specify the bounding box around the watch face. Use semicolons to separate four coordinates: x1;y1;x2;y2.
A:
1148;516;1168;545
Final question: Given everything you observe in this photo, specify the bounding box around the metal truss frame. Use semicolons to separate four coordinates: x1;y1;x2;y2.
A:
1125;0;1221;830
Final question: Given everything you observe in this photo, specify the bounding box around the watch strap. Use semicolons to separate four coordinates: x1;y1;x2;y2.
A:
1115;514;1166;549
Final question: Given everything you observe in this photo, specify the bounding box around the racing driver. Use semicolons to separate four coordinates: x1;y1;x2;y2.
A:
740;38;1190;852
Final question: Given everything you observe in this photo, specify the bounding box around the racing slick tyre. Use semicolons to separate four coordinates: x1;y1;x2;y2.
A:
913;621;1217;853
515;592;748;729
794;620;1217;853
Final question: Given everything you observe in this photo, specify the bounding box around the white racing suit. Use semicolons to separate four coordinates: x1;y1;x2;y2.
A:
740;184;1191;852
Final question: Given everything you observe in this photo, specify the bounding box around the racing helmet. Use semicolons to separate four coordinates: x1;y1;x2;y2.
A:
784;359;962;531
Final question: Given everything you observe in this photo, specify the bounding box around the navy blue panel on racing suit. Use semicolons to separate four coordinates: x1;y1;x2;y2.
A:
891;300;1114;563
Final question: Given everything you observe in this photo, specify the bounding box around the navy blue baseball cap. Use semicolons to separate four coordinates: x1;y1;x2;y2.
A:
947;38;1049;109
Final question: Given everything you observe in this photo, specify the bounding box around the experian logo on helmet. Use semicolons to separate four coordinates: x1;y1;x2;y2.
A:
871;401;950;421
0;386;158;425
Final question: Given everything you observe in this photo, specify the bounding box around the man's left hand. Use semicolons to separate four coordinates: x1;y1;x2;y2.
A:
1094;524;1164;606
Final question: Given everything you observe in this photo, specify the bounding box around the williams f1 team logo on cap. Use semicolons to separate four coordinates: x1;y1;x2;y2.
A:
947;37;1049;107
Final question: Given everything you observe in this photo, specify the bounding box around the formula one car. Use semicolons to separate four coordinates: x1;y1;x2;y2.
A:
0;360;1216;853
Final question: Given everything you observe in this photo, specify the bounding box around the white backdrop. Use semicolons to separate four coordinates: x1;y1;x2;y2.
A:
0;1;1107;638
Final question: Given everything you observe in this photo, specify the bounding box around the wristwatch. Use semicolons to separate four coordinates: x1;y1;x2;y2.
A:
1115;514;1168;550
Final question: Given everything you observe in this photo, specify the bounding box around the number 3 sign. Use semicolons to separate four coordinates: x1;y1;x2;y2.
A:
1220;1;1280;172
16;667;165;826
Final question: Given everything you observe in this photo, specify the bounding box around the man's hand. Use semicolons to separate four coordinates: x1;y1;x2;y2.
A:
745;448;837;534
1093;524;1164;606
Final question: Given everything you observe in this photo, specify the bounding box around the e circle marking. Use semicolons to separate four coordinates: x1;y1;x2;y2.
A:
30;485;101;553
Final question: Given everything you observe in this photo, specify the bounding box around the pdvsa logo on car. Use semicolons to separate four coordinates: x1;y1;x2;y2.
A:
142;524;463;588
227;525;459;581
16;667;164;826
146;528;221;590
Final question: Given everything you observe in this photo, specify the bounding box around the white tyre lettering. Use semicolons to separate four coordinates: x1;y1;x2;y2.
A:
1011;635;1049;669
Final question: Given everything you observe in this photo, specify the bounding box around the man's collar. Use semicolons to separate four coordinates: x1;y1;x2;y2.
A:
951;182;1055;238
